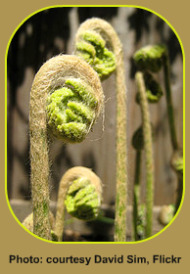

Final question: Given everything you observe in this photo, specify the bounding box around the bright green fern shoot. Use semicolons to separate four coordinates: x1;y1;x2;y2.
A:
65;177;100;221
76;30;116;80
46;78;98;143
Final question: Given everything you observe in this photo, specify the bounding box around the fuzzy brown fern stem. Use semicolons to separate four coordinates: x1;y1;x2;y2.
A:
75;18;127;242
29;55;104;240
135;72;154;238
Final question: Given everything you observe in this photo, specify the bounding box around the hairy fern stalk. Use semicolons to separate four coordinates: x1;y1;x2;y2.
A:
29;55;103;240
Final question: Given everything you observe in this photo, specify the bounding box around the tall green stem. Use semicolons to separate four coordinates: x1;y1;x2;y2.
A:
163;52;178;151
135;72;154;238
163;51;183;213
133;150;142;241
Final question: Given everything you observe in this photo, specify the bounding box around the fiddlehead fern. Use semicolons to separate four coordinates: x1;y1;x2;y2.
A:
75;18;127;242
46;78;99;143
134;44;183;214
134;44;178;151
75;30;116;80
158;204;175;226
29;55;103;240
133;44;166;73
136;72;163;104
171;150;183;180
55;166;102;241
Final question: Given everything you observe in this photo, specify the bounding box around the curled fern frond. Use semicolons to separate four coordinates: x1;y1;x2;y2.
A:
76;29;116;80
29;55;103;240
46;78;98;142
136;72;163;103
55;166;102;241
134;44;166;73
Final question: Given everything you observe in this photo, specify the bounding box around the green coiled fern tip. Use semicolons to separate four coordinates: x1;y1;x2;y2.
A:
134;44;166;73
75;30;116;80
46;78;98;143
65;177;101;220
